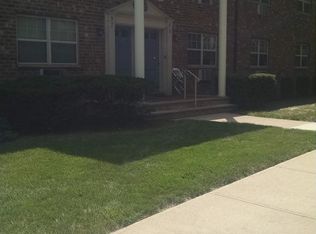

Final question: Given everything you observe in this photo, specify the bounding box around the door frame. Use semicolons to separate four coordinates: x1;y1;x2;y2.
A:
145;28;161;90
104;0;173;95
115;25;162;88
115;25;134;76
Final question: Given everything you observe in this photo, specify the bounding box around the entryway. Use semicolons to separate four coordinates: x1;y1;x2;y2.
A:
115;26;160;90
105;0;173;95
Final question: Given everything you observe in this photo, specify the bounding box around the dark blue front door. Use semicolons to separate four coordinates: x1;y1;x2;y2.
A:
145;29;160;89
115;26;160;89
115;26;132;76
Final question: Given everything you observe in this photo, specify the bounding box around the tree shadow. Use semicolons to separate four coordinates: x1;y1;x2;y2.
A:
0;120;267;165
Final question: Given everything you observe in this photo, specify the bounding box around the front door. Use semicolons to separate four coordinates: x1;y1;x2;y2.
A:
115;26;132;76
115;26;160;90
145;29;160;90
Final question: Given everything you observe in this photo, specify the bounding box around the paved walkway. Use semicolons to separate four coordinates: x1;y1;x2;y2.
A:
114;151;316;234
187;113;316;131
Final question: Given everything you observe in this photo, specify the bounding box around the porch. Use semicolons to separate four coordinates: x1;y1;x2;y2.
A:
143;95;236;119
105;0;173;95
105;0;228;98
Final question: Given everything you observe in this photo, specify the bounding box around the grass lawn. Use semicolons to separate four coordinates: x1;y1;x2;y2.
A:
1;120;316;233
246;98;316;122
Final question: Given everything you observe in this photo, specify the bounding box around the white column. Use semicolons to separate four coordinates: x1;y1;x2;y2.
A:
134;0;145;78
218;0;228;97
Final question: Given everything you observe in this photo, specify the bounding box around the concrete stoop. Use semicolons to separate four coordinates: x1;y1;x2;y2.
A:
144;96;237;119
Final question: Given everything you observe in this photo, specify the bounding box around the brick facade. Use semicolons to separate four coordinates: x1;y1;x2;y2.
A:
0;0;127;79
0;0;315;90
230;0;315;81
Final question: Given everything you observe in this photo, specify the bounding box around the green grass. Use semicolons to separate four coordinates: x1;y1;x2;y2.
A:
1;120;316;234
246;99;316;122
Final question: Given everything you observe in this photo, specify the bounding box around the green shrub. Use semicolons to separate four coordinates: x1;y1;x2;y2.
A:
279;77;296;99
0;76;147;133
0;117;17;142
279;76;314;98
229;73;277;108
296;76;313;97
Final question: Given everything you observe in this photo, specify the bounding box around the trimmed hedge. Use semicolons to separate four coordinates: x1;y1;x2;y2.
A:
279;76;314;98
0;117;17;142
279;77;296;99
229;73;277;108
0;76;147;133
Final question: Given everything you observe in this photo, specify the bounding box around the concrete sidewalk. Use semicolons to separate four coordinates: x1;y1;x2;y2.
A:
186;113;316;131
114;151;316;234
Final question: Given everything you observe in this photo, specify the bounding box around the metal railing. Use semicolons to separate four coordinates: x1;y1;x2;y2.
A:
172;68;185;97
172;68;201;107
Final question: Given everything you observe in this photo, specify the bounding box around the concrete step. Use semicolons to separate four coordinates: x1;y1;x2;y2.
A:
150;104;237;120
144;97;231;112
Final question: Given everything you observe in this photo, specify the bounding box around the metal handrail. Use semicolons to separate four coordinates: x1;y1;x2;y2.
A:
172;68;185;97
172;68;201;107
183;70;201;107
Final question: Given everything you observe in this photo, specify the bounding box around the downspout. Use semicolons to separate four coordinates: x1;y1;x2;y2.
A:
233;0;239;73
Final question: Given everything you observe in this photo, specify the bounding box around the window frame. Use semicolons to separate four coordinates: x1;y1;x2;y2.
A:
249;0;271;7
249;0;271;16
193;0;213;5
258;0;271;15
187;32;217;67
295;43;310;69
250;38;269;68
297;0;312;14
16;15;79;66
252;0;271;7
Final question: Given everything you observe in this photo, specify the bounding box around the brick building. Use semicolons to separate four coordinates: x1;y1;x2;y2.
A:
0;0;315;95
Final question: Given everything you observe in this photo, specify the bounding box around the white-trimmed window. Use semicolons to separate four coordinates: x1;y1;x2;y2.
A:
297;0;312;14
295;44;310;68
17;16;78;65
192;0;213;4
253;0;270;5
250;0;271;15
257;0;270;15
187;33;217;66
250;39;269;67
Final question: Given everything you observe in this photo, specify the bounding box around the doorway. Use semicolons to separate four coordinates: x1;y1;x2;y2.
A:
115;26;160;89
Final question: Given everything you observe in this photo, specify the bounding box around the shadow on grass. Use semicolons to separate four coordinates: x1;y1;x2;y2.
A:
0;120;267;165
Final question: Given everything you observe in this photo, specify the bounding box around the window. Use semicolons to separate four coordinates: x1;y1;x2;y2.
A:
251;0;270;5
251;0;271;15
187;33;217;66
260;0;270;4
257;0;270;15
250;39;269;67
17;16;78;65
193;0;214;4
297;0;312;14
295;44;310;68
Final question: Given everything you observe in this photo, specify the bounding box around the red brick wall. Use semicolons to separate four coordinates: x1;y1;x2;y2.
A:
0;1;17;79
152;0;218;68
0;0;127;79
0;0;315;84
229;0;315;80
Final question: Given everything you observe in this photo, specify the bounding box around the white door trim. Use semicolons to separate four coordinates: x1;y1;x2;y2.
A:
104;1;173;95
